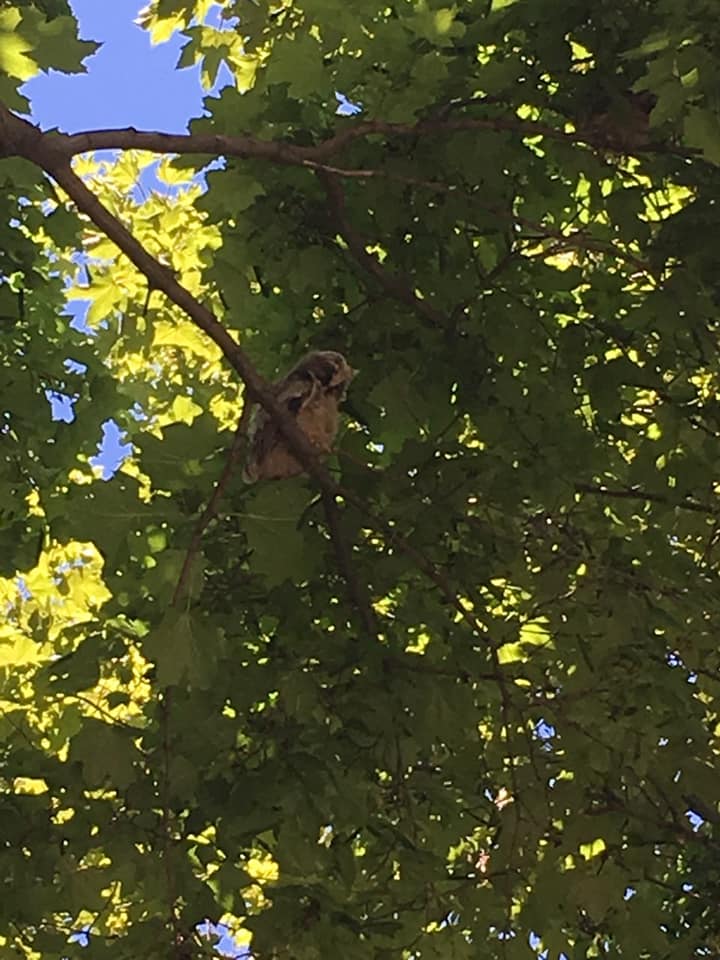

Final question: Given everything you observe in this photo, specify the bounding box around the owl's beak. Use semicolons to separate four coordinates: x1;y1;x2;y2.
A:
330;362;357;386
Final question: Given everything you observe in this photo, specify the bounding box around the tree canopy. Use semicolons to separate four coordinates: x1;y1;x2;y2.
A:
2;0;720;957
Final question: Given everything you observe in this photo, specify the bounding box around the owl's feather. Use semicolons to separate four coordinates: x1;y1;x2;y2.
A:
242;350;355;483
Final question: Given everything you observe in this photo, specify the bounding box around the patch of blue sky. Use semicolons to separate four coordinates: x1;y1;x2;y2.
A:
335;92;362;116
69;920;247;955
196;921;249;958
69;926;90;947
528;931;569;959
129;401;148;421
65;297;93;334
528;932;547;958
45;386;131;481
534;718;555;740
687;810;704;831
46;388;77;423
65;358;88;375
23;0;210;134
89;420;133;479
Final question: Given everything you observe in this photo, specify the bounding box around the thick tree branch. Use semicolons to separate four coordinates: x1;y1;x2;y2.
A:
5;107;588;168
0;102;655;279
4;95;685;178
53;115;669;164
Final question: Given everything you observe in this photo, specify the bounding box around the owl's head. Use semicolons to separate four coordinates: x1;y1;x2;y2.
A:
292;350;356;392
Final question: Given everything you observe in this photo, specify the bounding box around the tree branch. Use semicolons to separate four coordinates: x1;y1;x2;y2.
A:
575;482;718;515
42;116;587;164
0;102;655;279
8;106;680;175
321;490;379;639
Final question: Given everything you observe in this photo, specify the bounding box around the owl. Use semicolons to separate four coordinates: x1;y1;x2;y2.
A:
242;350;355;482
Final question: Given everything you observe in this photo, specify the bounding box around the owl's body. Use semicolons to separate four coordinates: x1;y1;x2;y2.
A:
242;350;354;482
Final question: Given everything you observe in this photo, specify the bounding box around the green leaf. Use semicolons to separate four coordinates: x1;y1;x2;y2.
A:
243;482;319;587
684;106;720;164
143;609;203;687
68;719;137;789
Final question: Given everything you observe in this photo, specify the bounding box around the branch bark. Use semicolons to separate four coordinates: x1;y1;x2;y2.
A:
34;117;581;165
575;482;718;515
3;96;685;174
52;115;676;164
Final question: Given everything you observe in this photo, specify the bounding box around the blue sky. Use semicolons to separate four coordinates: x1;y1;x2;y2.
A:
25;0;215;133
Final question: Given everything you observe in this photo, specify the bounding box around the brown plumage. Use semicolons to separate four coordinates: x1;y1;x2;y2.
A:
242;350;355;482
